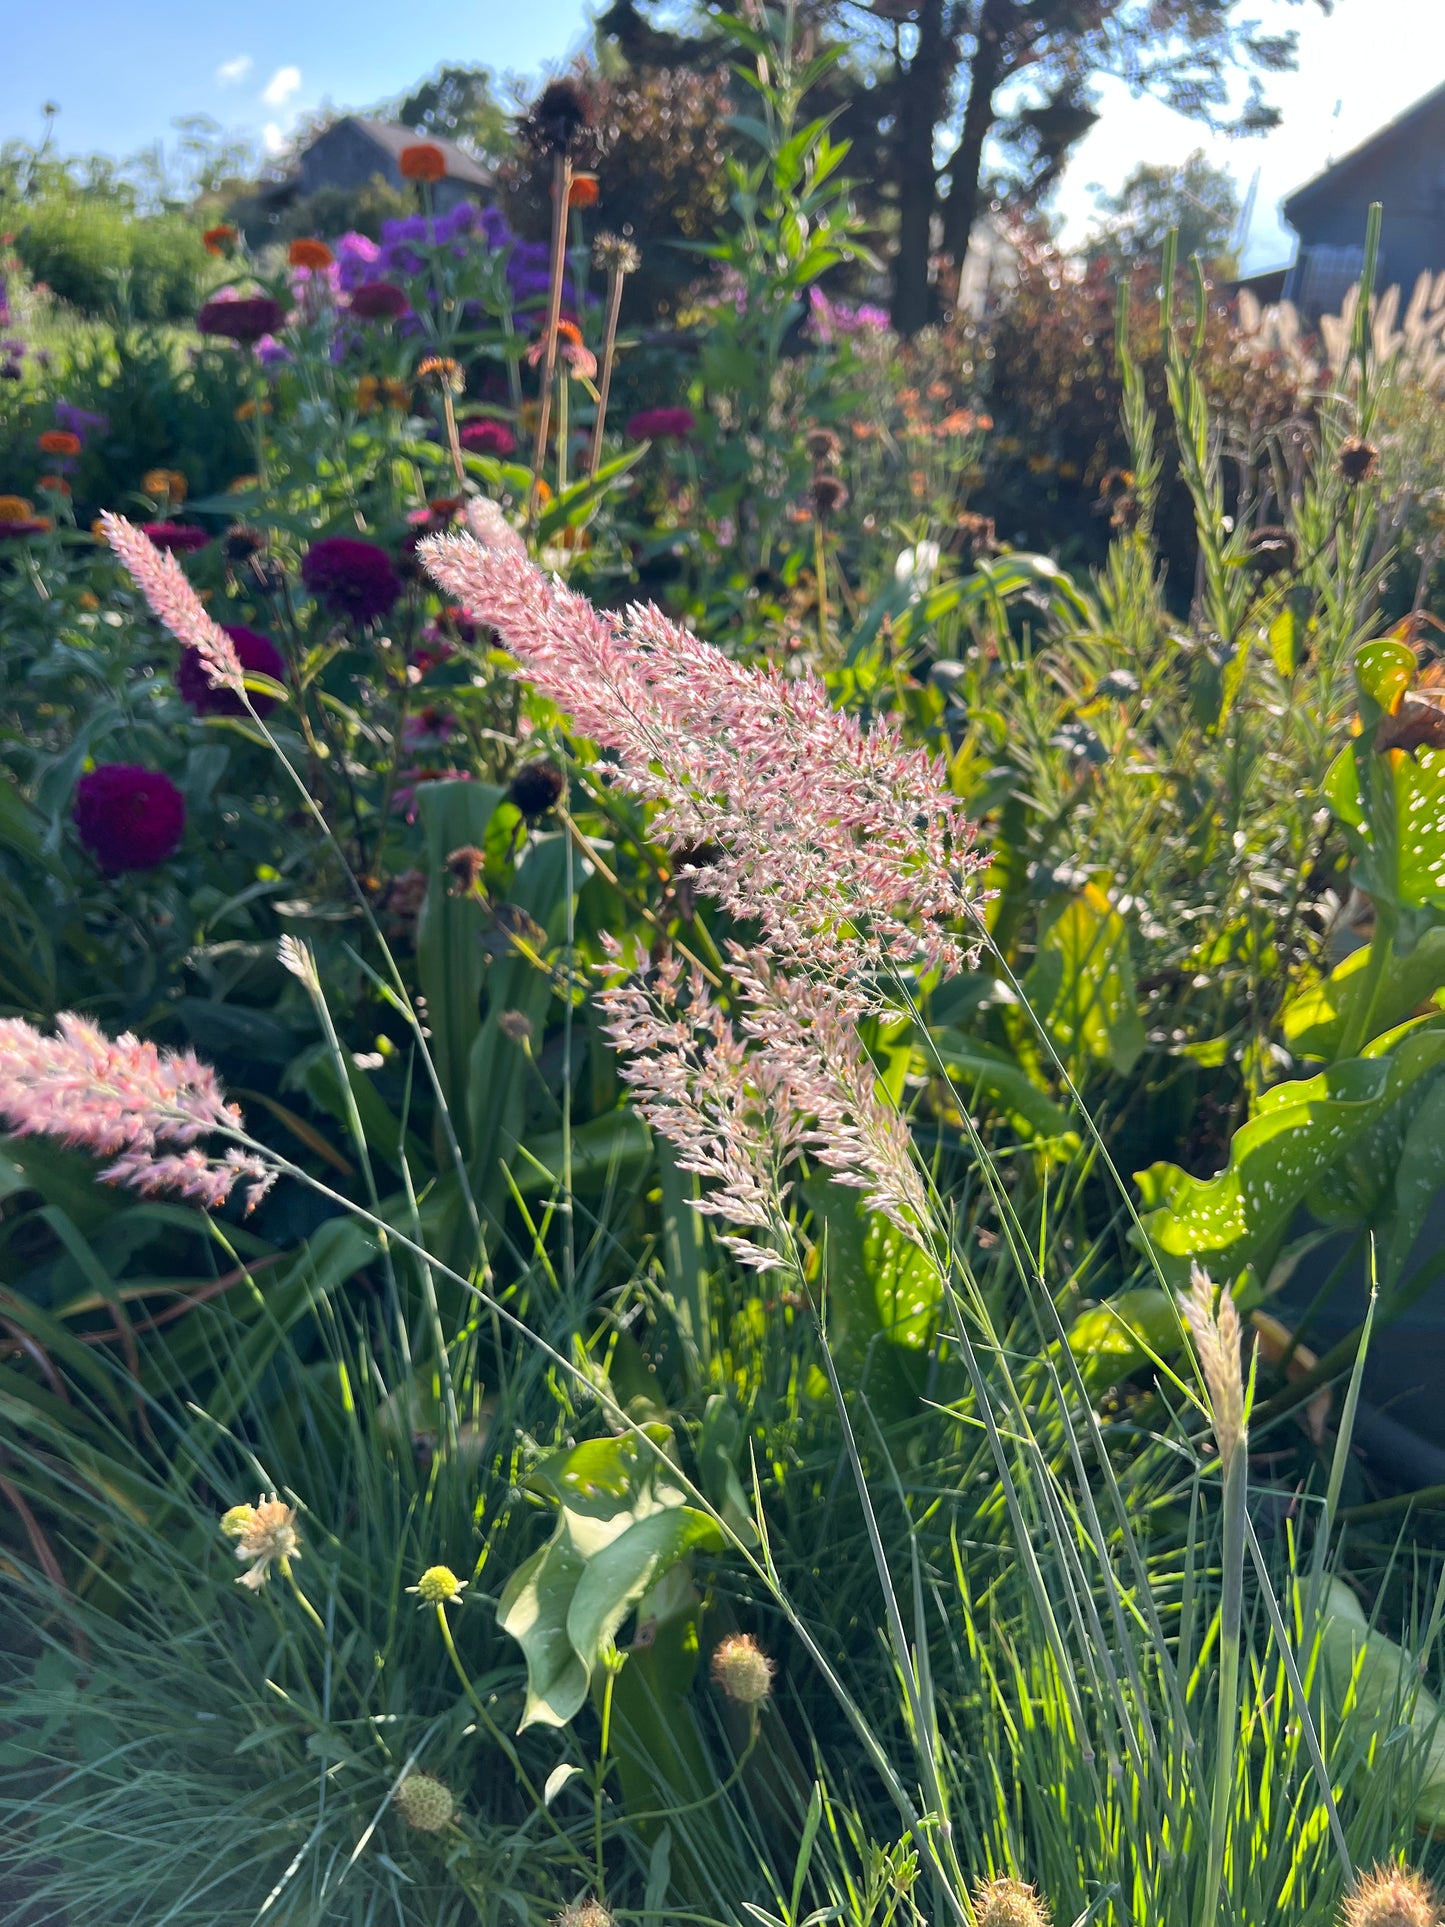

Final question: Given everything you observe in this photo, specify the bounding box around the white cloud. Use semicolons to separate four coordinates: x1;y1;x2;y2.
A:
216;55;253;86
262;122;288;156
261;65;302;108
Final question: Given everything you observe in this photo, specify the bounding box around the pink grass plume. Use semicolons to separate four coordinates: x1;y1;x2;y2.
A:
0;1012;273;1211
102;511;247;699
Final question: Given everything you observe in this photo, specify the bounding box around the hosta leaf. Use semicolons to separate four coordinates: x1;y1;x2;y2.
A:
1320;1578;1445;1829
1066;1288;1183;1388
565;1507;722;1682
1136;1018;1445;1285
1280;928;1445;1060
1023;884;1144;1079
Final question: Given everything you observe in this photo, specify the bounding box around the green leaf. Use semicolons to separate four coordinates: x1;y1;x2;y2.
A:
1023;884;1145;1079
498;1538;592;1729
537;448;647;542
415;780;505;1151
1281;928;1445;1060
1320;1578;1445;1829
927;1028;1080;1145
1066;1288;1183;1389
566;1507;722;1682
1136;1018;1445;1285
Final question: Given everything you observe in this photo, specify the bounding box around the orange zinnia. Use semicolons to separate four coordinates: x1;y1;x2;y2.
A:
143;467;187;501
37;430;82;456
288;238;334;270
0;495;35;523
37;474;71;495
203;224;238;256
399;143;447;183
567;174;600;210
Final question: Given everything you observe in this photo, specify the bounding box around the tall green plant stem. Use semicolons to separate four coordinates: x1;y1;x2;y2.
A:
588;265;626;480
530;155;572;520
1200;1438;1246;1927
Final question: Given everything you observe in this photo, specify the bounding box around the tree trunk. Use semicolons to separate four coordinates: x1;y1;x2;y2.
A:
889;0;952;336
941;0;1012;310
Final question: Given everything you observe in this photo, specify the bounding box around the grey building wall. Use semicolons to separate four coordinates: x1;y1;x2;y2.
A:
295;123;481;215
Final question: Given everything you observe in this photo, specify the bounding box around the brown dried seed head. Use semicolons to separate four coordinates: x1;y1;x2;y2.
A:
1340;1862;1439;1927
710;1633;774;1704
1338;436;1380;486
972;1877;1052;1927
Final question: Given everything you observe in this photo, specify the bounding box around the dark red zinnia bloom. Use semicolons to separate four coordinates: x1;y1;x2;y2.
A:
177;625;286;717
626;406;696;442
143;521;211;554
459;419;518;457
73;764;185;874
197;294;287;345
349;281;410;321
300;536;402;624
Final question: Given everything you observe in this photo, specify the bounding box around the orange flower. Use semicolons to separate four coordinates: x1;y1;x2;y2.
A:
203;224;238;256
37;474;71;495
288;238;334;270
38;430;82;456
0;495;35;523
357;375;411;414
142;467;187;501
567;174;600;210
399;143;447;183
79;591;101;610
235;399;272;420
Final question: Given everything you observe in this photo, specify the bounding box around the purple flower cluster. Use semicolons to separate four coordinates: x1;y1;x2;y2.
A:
806;287;890;345
73;764;186;874
55;400;110;440
301;536;401;624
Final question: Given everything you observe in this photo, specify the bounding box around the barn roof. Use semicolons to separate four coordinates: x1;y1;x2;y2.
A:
319;117;493;190
1284;77;1445;221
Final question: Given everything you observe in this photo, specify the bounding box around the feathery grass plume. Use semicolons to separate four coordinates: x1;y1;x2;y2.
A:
231;1494;301;1590
597;942;928;1266
102;511;246;698
1340;1864;1439;1927
419;535;985;979
0;1012;272;1210
1180;1262;1246;1472
971;1877;1051;1927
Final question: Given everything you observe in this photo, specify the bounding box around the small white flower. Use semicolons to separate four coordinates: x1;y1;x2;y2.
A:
894;541;941;591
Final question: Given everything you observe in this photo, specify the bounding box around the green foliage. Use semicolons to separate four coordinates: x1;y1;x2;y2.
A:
11;196;211;320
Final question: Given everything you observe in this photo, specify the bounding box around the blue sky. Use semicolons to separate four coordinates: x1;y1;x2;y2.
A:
2;0;1439;274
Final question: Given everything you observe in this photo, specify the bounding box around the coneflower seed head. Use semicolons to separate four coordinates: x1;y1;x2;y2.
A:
972;1877;1052;1927
710;1633;774;1704
1340;1863;1439;1927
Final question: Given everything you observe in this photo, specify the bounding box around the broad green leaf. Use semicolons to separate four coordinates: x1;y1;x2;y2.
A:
498;1538;592;1728
807;1182;942;1419
927;1028;1080;1145
1326;738;1445;913
1280;928;1445;1060
1354;636;1417;719
1023;884;1145;1079
415;780;505;1152
1137;1018;1445;1285
1320;1578;1445;1829
566;1507;722;1684
1066;1288;1183;1388
1383;1073;1445;1286
537;447;648;541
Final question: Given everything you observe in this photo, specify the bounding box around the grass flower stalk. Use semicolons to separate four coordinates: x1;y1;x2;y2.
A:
530;154;573;516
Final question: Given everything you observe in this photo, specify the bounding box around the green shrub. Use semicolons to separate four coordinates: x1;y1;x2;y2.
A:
12;195;210;321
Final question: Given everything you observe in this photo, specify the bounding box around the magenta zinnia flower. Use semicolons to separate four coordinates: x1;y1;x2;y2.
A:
459;419;518;458
143;521;210;554
626;406;696;442
349;281;410;321
73;764;185;874
178;625;285;716
301;536;402;624
0;1012;272;1211
197;293;287;345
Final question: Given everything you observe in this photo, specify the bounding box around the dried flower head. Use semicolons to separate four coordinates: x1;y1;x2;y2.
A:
1338;436;1380;486
809;472;850;520
522;77;597;160
1245;524;1298;578
400;143;448;183
711;1632;775;1704
593;231;640;276
556;1900;613;1927
417;354;465;395
394;1772;456;1832
498;1009;535;1045
1180;1265;1246;1474
972;1877;1051;1927
508;759;566;819
233;1493;301;1590
408;1564;467;1606
1340;1864;1439;1927
804;427;842;467
445;845;486;895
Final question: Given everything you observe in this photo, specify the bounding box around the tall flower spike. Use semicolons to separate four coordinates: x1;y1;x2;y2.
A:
0;1013;272;1211
420;535;985;981
1180;1264;1246;1474
102;512;246;698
